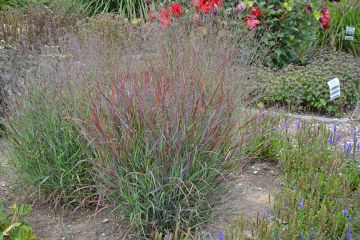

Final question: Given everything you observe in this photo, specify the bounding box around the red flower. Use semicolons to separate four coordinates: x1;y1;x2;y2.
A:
320;8;330;30
195;0;223;14
158;8;172;27
251;5;262;18
246;15;261;30
172;4;183;16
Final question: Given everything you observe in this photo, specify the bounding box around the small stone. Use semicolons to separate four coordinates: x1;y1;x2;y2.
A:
101;233;106;236
102;218;109;223
253;171;258;174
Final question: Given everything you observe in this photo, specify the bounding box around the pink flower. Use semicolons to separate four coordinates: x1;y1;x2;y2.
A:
246;15;261;30
192;0;200;8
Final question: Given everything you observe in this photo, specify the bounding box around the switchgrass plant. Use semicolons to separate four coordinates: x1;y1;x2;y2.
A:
82;23;264;238
4;44;98;206
4;16;267;237
5;87;96;207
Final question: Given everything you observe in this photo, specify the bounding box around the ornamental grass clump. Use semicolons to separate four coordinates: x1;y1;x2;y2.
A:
5;87;96;207
5;17;263;237
79;23;261;237
4;42;98;207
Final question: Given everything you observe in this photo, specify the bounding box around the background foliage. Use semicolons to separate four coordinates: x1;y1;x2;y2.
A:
318;0;360;56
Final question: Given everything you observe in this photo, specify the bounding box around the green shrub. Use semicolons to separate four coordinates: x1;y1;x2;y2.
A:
257;50;360;116
6;87;95;207
0;202;36;240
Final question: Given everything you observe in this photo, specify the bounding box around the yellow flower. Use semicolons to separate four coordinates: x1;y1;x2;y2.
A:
246;1;254;7
314;11;322;20
283;2;293;11
131;18;142;27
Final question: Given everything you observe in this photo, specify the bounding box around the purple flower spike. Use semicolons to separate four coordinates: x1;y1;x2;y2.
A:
333;125;337;133
346;225;353;240
348;216;353;222
347;143;353;154
166;233;170;240
218;230;224;240
296;122;301;132
277;233;280;240
329;133;333;145
357;143;360;151
309;231;316;239
299;198;305;210
344;209;349;216
284;122;289;131
336;135;341;144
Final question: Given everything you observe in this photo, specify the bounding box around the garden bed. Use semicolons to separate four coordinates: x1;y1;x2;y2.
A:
0;1;359;239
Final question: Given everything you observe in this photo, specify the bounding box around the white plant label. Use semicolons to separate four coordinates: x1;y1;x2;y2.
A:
328;78;341;101
346;26;356;35
344;36;355;41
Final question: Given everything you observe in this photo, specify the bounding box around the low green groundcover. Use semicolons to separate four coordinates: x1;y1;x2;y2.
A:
254;50;360;117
